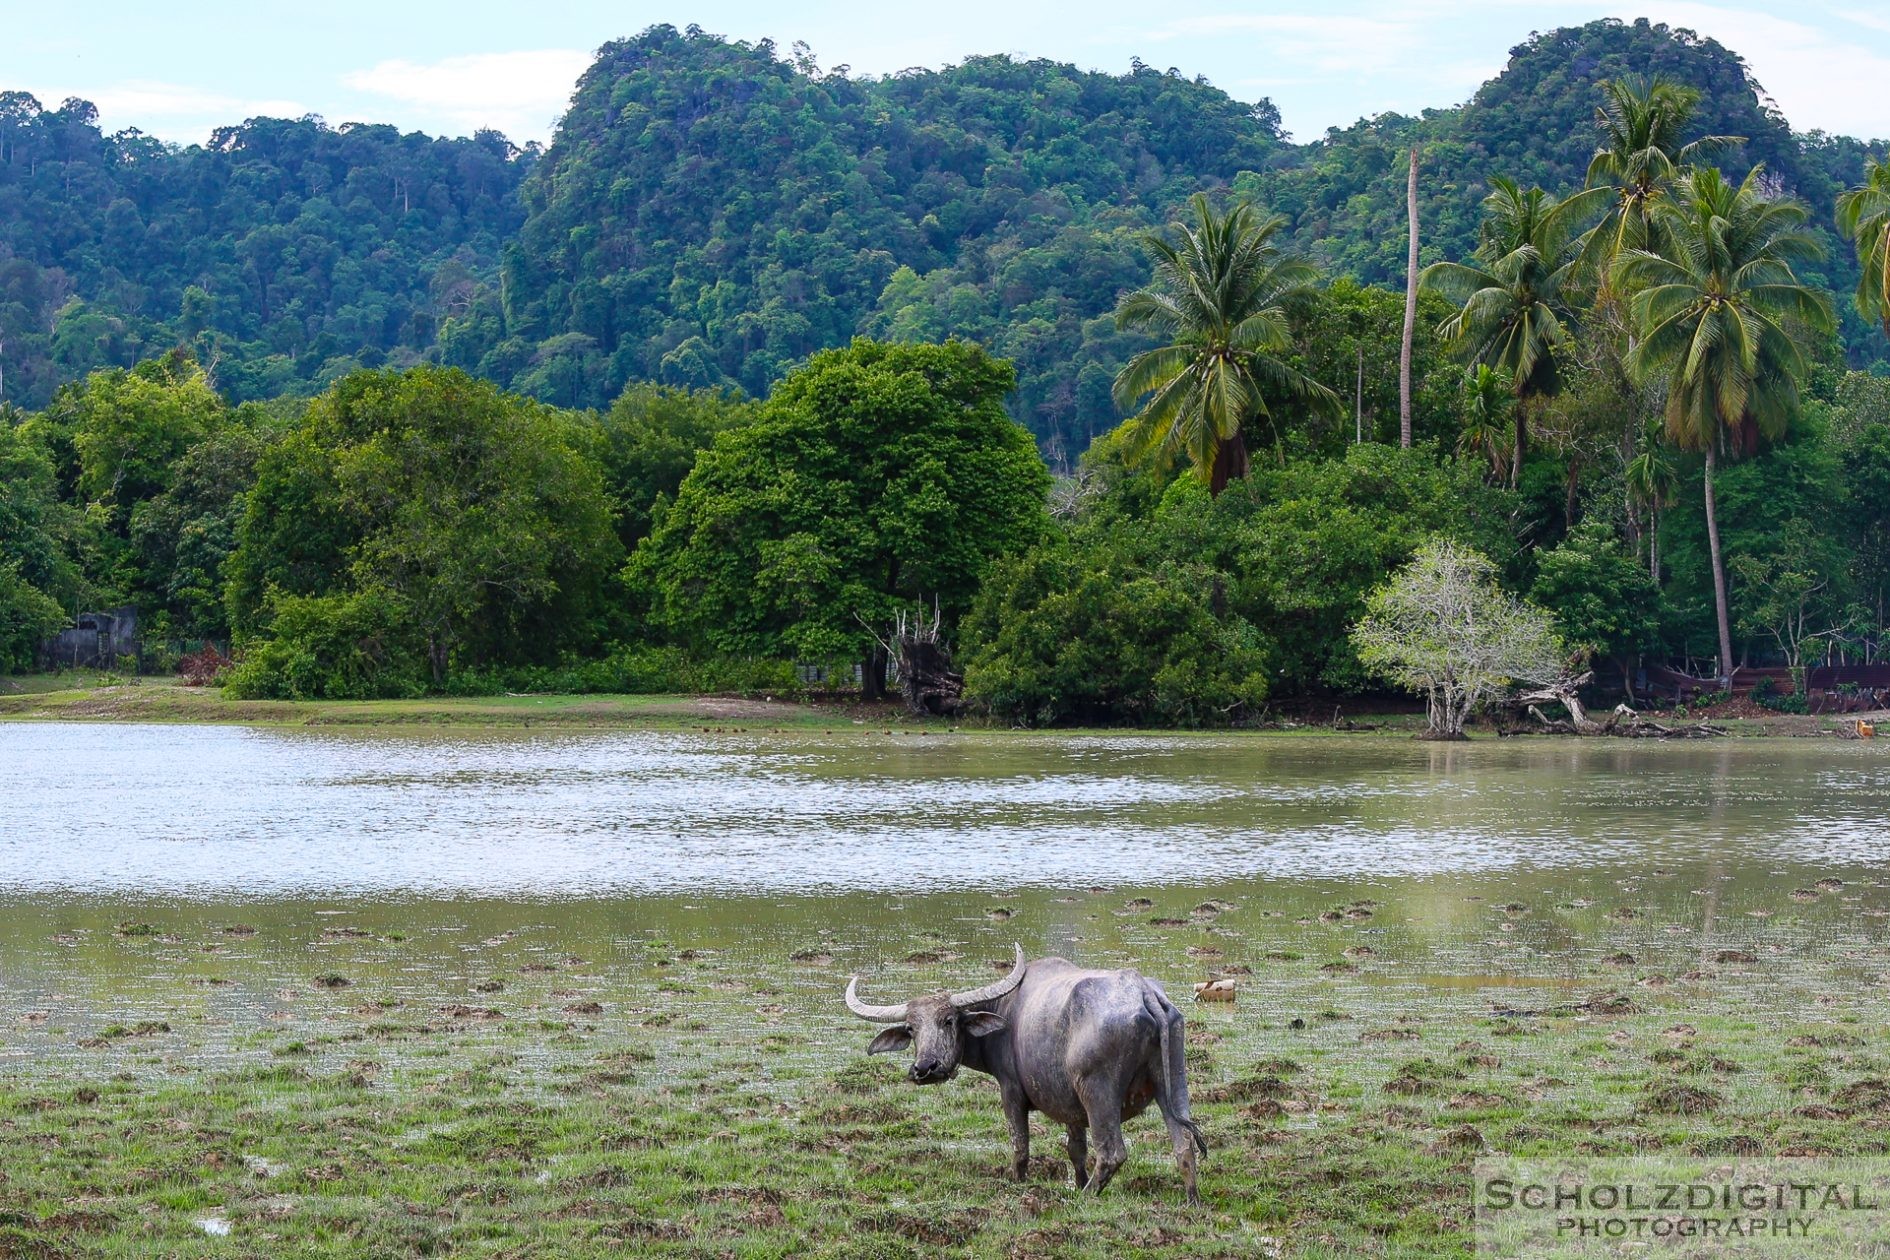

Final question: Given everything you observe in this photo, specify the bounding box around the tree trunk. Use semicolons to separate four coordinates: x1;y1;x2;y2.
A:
1703;444;1735;689
860;646;889;701
1510;396;1528;490
1400;145;1419;450
1209;431;1250;496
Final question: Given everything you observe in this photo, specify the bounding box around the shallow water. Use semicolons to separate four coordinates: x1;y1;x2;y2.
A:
4;724;1888;896
3;723;1888;1075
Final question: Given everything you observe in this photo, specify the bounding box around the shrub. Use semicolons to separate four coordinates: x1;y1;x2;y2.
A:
177;645;233;687
0;562;63;673
223;589;425;700
961;540;1273;726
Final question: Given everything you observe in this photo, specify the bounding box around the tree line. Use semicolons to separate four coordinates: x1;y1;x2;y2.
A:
2;66;1888;719
3;19;1886;468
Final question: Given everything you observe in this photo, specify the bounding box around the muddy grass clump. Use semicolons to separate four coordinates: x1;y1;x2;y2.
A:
1602;952;1636;966
311;973;350;989
1787;1031;1865;1049
1426;1125;1486;1157
1833;1078;1890;1112
1384;1058;1466;1098
858;1208;975;1246
1643;1080;1722;1115
1714;949;1759;964
1586;991;1640;1015
1198;1073;1295;1104
788;949;833;965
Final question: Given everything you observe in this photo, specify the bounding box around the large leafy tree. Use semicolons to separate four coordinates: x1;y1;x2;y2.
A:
1837;157;1890;342
1613;165;1834;686
1422;178;1608;487
1112;194;1340;494
228;367;620;691
630;340;1050;698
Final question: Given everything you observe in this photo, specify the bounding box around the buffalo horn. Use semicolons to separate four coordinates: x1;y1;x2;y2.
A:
949;944;1028;1007
843;976;909;1023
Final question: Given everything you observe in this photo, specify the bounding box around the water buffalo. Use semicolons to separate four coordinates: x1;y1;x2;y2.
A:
844;945;1207;1201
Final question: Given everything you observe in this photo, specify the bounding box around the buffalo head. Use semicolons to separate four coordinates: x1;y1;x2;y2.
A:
844;944;1027;1083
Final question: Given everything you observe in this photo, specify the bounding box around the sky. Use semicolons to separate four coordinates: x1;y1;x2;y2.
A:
5;1;1889;147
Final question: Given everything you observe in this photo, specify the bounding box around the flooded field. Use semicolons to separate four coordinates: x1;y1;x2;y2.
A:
3;722;1889;1256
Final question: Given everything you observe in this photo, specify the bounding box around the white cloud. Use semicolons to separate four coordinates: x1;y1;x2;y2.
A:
342;49;590;142
1145;14;1415;74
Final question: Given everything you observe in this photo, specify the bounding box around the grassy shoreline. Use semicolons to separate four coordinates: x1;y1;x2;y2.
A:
0;674;1869;737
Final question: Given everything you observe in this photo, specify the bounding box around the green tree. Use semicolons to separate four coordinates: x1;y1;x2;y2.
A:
960;536;1272;726
1529;519;1661;695
1112;194;1339;493
1584;75;1739;269
1623;416;1680;580
0;418;80;612
595;383;758;553
229;367;620;691
1614;165;1835;685
630;340;1050;697
127;424;270;638
1422;178;1609;487
1836;156;1890;341
0;560;63;672
54;353;225;529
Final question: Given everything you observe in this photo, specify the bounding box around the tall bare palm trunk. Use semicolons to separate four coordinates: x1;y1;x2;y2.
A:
1703;444;1734;689
1400;146;1419;449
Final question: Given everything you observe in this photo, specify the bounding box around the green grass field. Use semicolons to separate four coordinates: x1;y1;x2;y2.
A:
6;887;1890;1257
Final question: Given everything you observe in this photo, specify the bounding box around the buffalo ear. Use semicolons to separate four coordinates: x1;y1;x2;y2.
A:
962;1011;1007;1038
866;1026;913;1055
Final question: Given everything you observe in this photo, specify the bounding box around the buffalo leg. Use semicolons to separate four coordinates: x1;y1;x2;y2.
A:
1001;1086;1031;1182
1065;1124;1089;1190
1075;1078;1127;1194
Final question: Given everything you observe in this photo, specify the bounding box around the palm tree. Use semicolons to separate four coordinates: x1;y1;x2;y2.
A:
1837;156;1890;340
1613;165;1835;687
1422;178;1609;487
1457;364;1515;482
1623;416;1678;580
1113;194;1341;494
1585;76;1740;272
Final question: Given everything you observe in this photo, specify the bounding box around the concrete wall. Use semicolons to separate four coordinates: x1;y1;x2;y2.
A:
39;607;140;671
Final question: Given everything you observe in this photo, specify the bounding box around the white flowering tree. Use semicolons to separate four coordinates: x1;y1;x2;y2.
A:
1351;538;1566;740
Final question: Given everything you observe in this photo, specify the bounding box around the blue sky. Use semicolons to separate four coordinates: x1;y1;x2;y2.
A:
6;1;1889;146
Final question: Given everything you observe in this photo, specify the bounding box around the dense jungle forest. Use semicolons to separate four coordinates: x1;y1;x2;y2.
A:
3;17;1888;723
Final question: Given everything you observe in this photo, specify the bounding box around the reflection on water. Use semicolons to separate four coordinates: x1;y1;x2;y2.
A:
2;724;1886;897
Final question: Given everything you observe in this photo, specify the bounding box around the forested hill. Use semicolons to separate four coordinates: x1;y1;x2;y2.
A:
2;18;1885;459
